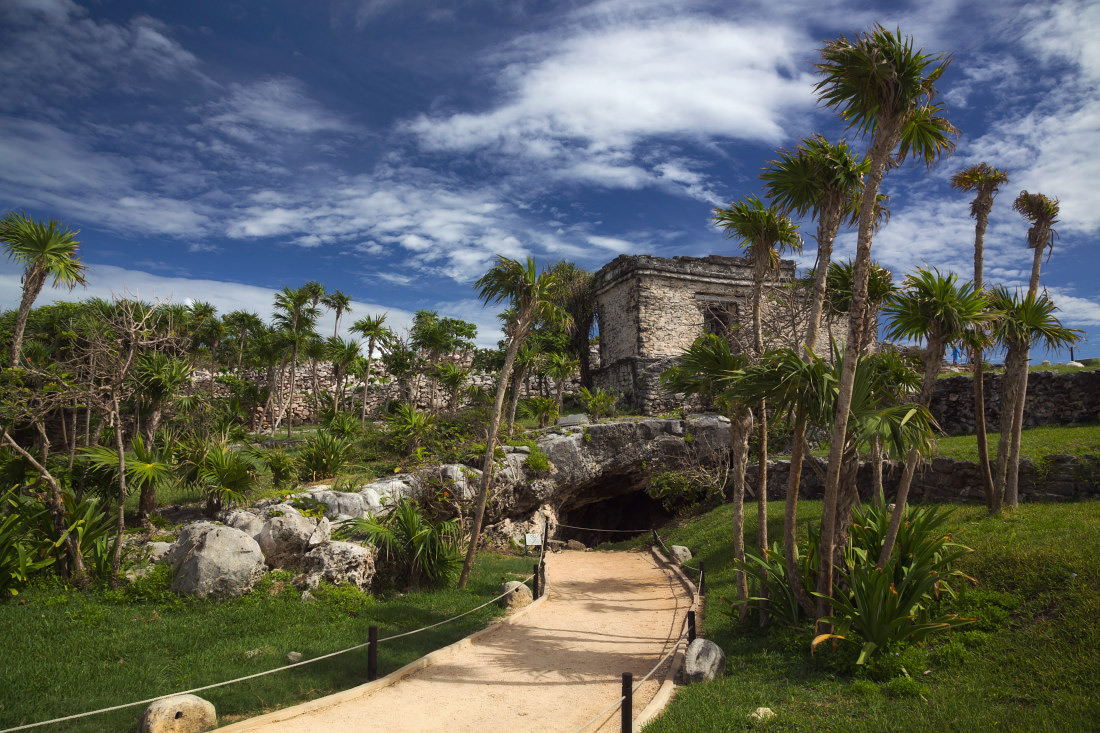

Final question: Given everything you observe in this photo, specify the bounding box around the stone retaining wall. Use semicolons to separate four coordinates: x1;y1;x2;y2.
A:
745;453;1100;504
929;369;1100;435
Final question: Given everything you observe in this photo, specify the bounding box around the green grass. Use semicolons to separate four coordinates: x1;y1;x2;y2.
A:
932;423;1100;463
938;362;1100;379
626;500;1100;732
0;553;532;732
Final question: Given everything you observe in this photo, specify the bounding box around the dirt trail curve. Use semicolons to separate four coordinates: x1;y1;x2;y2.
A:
220;549;690;733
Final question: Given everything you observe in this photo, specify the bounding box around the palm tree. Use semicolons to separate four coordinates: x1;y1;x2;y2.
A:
662;334;753;605
812;26;956;610
327;336;361;412
950;163;1009;508
1013;191;1060;297
550;262;597;388
713;195;802;570
761;135;870;354
505;344;543;436
350;313;390;425
322;290;353;338
546;352;580;412
272;286;318;437
880;268;989;563
223;310;264;373
987;288;1080;512
457;256;567;589
0;211;87;368
435;362;470;412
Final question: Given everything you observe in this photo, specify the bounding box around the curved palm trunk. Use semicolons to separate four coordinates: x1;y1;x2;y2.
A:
1005;364;1029;508
784;410;815;616
360;345;376;427
1028;244;1046;296
458;312;531;589
505;367;526;436
803;207;843;355
877;335;942;568
10;268;46;368
817;121;901;615
971;201;997;509
992;345;1023;513
730;406;753;606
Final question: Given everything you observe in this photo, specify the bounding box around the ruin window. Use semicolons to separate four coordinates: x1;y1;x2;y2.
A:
700;300;738;338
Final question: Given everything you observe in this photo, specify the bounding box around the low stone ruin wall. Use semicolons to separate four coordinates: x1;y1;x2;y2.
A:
745;453;1100;504
929;369;1100;435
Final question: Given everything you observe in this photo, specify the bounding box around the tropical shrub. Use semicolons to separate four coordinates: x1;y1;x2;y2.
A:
524;447;551;473
386;402;436;455
296;432;354;482
518;396;558;428
335;498;461;588
199;444;256;514
323;411;362;440
252;447;295;488
578;387;618;422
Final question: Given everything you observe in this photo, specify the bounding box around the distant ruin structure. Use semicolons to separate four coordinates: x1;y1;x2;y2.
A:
591;253;802;414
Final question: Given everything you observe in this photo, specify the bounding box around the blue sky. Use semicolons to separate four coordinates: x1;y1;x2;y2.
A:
1;0;1098;357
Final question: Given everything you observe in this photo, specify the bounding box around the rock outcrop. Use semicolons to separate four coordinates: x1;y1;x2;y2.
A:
139;694;216;733
684;638;726;684
165;523;266;599
300;541;375;589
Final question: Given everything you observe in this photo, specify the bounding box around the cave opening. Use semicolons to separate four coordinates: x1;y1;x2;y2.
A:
555;473;672;547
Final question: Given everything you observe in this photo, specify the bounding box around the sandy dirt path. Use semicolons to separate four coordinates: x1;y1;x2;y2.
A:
237;549;689;732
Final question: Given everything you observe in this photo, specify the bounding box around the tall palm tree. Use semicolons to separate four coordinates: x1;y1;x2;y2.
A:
987;288;1080;512
812;25;955;611
713;195;802;565
272;286;318;437
322;290;353;338
0;211;87;368
326;336;361;412
223;310;264;373
550;262;597;388
761;135;870;354
350;313;390;425
880;268;989;563
1013;191;1060;297
457;256;567;589
661;334;753;604
950;163;1009;508
546;352;580;412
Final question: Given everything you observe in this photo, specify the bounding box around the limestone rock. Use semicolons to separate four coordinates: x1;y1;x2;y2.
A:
259;502;302;518
302;541;375;589
669;545;692;565
147;541;171;563
499;580;533;610
749;707;776;723
1067;361;1084;368
313;490;366;519
167;523;266;599
139;694;216;733
566;539;587;551
218;509;264;539
557;413;590;426
286;651;302;663
684;638;726;683
256;514;330;568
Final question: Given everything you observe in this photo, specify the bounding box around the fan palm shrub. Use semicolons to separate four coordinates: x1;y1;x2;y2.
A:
296;432;354;482
336;498;461;588
199;444;256;514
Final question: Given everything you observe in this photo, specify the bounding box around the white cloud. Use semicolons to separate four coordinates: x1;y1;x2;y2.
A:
204;78;356;139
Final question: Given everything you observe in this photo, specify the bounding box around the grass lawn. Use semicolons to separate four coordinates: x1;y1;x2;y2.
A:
0;553;533;732
938;362;1100;379
932;423;1100;463
624;500;1100;731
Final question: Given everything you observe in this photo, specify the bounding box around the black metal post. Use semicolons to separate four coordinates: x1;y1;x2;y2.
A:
698;561;706;595
540;560;547;596
687;610;696;643
621;672;633;732
367;625;378;681
533;562;540;599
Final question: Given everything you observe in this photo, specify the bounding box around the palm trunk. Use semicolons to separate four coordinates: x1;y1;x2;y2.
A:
784;411;815;617
10;269;46;368
730;406;752;606
871;436;884;507
110;399;128;577
817;121;901;615
1028;244;1045;296
457;311;532;590
993;345;1023;513
750;264;769;624
360;346;375;426
973;358;996;510
505;367;526;436
803;207;842;355
1005;364;1029;508
877;335;942;568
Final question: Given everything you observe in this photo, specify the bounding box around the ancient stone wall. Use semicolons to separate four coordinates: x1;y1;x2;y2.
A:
929;369;1100;435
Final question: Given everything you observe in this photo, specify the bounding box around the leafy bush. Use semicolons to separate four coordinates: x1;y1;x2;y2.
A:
730;527;820;626
646;469;724;512
524;447;551;473
290;495;328;521
578;387;618;422
311;581;376;617
199;444;256;514
336;498;461;588
323;411;362;440
296;432;354;482
518;396;558;428
386;402;436;456
253;448;295;488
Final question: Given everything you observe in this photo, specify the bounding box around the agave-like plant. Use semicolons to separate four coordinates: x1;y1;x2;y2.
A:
386;402;436;456
295;432;354;482
199;444;256;515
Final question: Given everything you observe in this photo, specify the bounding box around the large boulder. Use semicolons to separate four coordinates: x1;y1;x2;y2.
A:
219;509;264;539
255;514;330;568
301;541;375;589
166;523;266;599
684;638;726;684
669;545;693;566
139;694;216;733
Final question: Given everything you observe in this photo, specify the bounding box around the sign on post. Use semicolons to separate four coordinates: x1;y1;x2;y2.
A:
524;533;542;555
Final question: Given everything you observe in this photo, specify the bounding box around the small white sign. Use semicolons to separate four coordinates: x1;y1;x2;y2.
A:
525;533;542;546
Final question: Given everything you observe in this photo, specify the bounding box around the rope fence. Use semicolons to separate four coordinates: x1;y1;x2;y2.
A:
0;566;544;733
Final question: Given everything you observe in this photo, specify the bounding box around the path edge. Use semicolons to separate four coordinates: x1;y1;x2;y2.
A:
216;586;551;731
633;545;701;730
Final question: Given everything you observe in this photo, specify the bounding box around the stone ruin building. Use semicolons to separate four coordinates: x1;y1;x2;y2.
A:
592;253;804;414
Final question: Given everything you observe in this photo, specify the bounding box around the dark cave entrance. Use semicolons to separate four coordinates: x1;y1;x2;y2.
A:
555;473;673;547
